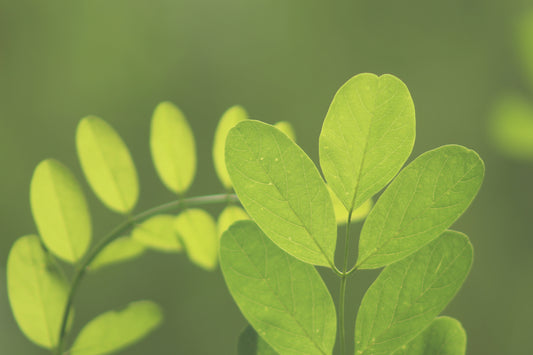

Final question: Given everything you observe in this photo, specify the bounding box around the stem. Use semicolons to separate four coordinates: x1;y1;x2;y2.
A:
338;210;353;355
55;193;237;355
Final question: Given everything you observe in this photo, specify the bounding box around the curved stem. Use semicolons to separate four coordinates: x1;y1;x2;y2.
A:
338;209;353;355
55;193;237;355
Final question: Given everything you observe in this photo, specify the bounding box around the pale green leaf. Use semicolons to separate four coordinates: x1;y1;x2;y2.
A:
355;231;473;355
131;215;181;252
357;145;484;269
238;325;278;355
69;301;162;355
150;101;196;194
217;205;250;238
30;159;91;263
226;120;337;267
393;317;466;355
76;116;139;214
327;185;372;225
213;105;248;189
220;221;337;355
274;121;296;141
7;235;69;349
319;73;416;212
175;209;218;270
89;237;145;271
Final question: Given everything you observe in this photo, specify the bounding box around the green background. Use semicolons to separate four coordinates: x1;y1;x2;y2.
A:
1;1;532;354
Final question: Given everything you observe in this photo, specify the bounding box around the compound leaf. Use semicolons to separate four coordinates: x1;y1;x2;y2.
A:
76;116;139;214
274;121;296;141
30;159;91;263
226;120;337;267
7;235;69;349
132;215;181;252
357;145;484;269
69;301;162;355
355;231;473;355
217;205;249;238
238;325;278;355
319;73;415;212
327;186;372;225
220;221;336;355
89;236;145;271
150;101;196;194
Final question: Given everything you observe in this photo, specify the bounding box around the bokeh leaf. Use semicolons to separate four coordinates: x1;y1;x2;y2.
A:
7;235;69;349
274;121;296;141
217;205;249;238
150;101;196;194
226;120;337;267
220;221;337;355
132;215;181;252
355;231;473;355
175;209;218;270
76;116;139;214
213;105;248;189
357;145;484;269
327;185;372;225
69;301;162;355
238;325;278;355
89;237;145;271
319;73;415;212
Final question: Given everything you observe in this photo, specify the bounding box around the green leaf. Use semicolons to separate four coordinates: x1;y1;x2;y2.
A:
131;215;182;252
274;121;296;141
213;105;248;189
319;73;416;212
150;101;196;194
69;301;162;355
354;231;473;355
220;221;337;355
7;235;69;349
238;325;278;355
89;237;145;271
217;205;250;238
226;120;337;267
327;185;372;225
357;145;484;269
174;209;218;270
393;317;466;355
30;159;91;263
76;116;139;214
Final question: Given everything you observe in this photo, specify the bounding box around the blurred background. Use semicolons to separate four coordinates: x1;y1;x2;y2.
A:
1;0;532;354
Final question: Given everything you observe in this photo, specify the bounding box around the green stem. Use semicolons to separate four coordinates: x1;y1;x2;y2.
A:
338;210;353;355
55;193;237;355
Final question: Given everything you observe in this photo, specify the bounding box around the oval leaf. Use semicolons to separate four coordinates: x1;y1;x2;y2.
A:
89;237;145;271
220;221;337;355
76;116;139;214
357;145;484;269
217;205;250;238
132;215;181;252
7;235;69;349
355;231;473;355
69;300;162;355
150;101;196;193
213;105;248;189
274;121;296;141
30;159;91;263
238;325;278;355
319;73;416;212
226;120;337;267
175;209;218;270
327;185;372;225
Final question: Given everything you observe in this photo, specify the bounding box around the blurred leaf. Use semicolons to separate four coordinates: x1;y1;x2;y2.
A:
357;145;484;269
69;301;162;355
220;221;336;355
132;215;181;252
217;205;249;238
226;121;336;267
393;317;466;355
327;185;372;225
30;159;91;263
273;121;296;141
175;209;218;270
7;235;69;349
238;325;278;355
213;105;248;189
76;116;139;214
89;236;145;271
319;73;415;212
150;101;196;194
355;231;473;355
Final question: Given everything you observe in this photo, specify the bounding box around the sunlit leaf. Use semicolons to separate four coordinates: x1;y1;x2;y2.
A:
76;116;139;214
131;215;181;252
355;231;473;355
327;185;372;225
319;73;416;212
89;237;145;271
150;101;196;194
238;325;278;355
7;235;69;349
30;159;91;263
226;120;337;267
357;145;484;269
220;221;337;355
217;205;249;238
175;209;218;270
69;301;162;355
213;105;248;189
274;121;296;141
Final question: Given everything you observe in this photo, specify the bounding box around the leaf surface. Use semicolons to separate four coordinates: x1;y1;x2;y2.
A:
327;186;372;225
217;205;250;238
90;237;145;270
274;121;296;141
238;325;278;355
131;215;181;252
